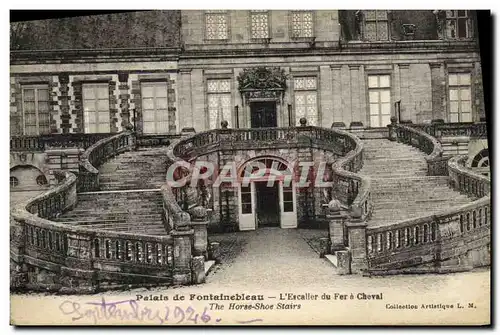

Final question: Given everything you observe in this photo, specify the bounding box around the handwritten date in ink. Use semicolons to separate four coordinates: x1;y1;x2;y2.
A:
59;297;217;325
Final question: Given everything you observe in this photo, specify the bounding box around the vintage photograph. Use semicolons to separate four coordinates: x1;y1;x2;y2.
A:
9;9;491;326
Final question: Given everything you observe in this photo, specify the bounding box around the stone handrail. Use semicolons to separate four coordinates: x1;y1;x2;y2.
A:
78;131;136;192
365;151;491;270
389;123;448;176
169;126;371;222
10;133;115;152
409;122;488;139
11;170;175;291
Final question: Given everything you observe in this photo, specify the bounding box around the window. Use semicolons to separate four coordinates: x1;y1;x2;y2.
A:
363;10;389;41
82;83;110;133
283;185;294;212
241;185;252;214
207;79;232;129
294;77;318;126
36;175;48;186
22;85;50;135
291;11;313;38
368;75;391;127
449;73;472;122
205;10;228;40
141;82;171;134
251;10;269;39
10;176;19;187
446;10;471;39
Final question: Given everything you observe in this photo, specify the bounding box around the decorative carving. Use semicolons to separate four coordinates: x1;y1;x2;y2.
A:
433;10;446;40
237;67;288;104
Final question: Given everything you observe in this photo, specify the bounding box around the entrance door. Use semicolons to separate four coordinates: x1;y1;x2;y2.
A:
251;102;277;128
279;182;297;228
255;181;280;227
238;183;256;231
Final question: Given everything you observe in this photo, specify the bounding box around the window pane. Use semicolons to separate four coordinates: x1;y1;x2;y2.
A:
98;122;110;133
142;85;155;97
450;101;459;113
449;89;459;101
24;102;36;112
460;89;471;101
448;74;458;85
369;91;379;103
461;101;472;113
96;86;108;99
23;89;35;101
156;109;169;122
242;204;252;214
155;84;168;97
379;75;390;87
377;22;389;40
381;103;391;115
365;10;376;20
143;111;156;122
368;76;378;88
447;20;457;38
283;191;293;202
156;98;168;109
369;103;379;115
450;113;459;122
365;22;377;41
98;111;110;123
143;122;155;133
37;89;49;101
242;193;252;204
251;12;269;39
143;98;155;110
380;90;390;103
370;115;380;127
376;10;388;20
458;18;467;38
83;87;95;99
97;99;109;111
461;113;472;122
459;73;471;85
284;202;293;212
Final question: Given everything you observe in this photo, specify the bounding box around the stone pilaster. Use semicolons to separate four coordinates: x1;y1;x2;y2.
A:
331;65;343;124
191;218;209;258
346;220;368;274
398;64;410;121
349;65;361;124
171;228;194;285
60;233;96;293
430;62;446;121
327;211;349;252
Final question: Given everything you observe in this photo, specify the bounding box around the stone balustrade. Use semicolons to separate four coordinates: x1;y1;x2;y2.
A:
78;131;136;192
10;133;115;152
409;122;488;139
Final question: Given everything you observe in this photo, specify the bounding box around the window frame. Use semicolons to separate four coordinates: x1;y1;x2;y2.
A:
445;10;472;40
362;10;390;41
289;10;315;39
293;75;319;126
140;81;172;134
82;82;111;134
367;74;392;128
447;72;472;123
204;10;230;41
249;10;271;41
206;78;233;129
21;84;51;136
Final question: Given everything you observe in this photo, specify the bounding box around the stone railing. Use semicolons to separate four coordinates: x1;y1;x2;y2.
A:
365;151;491;274
10;170;176;292
388;122;448;176
409;122;488;139
78;131;136;192
10;133;115;152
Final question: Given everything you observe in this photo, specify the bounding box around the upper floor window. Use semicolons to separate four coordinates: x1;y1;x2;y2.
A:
446;10;472;39
82;83;110;133
22;85;50;135
363;10;389;41
294;77;318;126
205;10;229;40
250;10;269;39
207;79;232;129
368;75;391;127
449;73;472;122
291;11;314;38
141;82;172;134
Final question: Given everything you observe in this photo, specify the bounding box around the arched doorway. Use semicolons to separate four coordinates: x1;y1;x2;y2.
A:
237;156;297;231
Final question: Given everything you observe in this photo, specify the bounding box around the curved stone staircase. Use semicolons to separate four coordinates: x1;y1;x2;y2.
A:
359;139;474;228
53;147;170;235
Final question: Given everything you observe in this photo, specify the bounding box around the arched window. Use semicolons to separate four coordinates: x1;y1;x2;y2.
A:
471;149;489;167
10;176;19;187
36;175;48;186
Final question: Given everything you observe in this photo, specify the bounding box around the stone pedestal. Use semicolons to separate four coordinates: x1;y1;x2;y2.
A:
171;228;194;285
191;219;209;258
346;220;368;274
61;233;96;293
387;118;398;142
335;250;351;275
327;211;348;252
